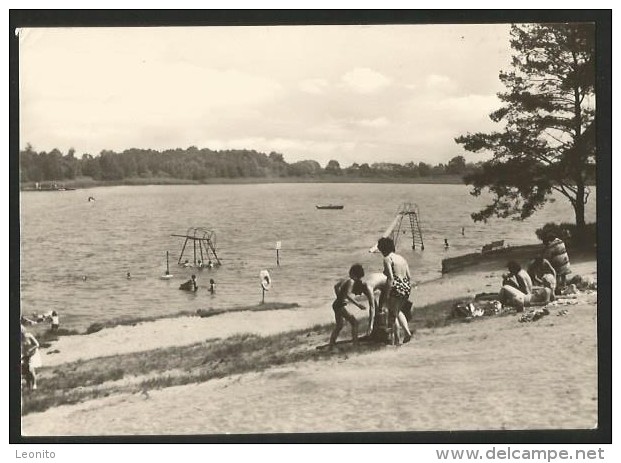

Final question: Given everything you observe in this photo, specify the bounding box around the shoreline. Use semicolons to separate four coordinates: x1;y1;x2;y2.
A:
21;252;598;433
20;175;468;191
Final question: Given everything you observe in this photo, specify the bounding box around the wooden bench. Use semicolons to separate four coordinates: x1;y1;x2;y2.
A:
481;240;505;253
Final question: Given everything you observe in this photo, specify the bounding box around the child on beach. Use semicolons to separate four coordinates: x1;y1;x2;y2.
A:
377;237;413;345
209;278;216;294
21;325;41;390
329;264;368;347
50;311;60;332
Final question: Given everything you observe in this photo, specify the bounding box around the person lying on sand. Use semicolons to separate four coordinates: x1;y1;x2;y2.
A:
330;264;368;347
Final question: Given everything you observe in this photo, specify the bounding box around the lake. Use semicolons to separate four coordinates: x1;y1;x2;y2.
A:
19;183;596;332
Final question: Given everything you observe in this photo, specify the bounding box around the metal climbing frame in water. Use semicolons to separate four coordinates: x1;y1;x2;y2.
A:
390;203;425;251
171;227;222;266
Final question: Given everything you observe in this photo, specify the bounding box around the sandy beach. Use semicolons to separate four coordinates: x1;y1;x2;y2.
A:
21;258;598;436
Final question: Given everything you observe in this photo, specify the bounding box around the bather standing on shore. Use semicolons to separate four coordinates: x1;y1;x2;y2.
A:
377;237;413;345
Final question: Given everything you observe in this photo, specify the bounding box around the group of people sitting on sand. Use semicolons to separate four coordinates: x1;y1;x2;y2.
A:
331;237;414;347
498;233;572;311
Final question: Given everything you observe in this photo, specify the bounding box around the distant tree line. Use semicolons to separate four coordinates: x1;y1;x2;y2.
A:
19;144;480;183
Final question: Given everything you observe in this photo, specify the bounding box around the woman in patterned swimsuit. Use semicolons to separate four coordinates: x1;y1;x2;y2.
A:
377;237;413;345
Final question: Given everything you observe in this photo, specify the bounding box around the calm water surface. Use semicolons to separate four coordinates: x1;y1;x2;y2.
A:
20;183;596;331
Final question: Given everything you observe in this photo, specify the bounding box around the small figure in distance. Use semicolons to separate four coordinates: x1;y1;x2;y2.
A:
126;272;131;279
207;260;214;269
461;227;465;236
209;278;216;294
183;259;191;268
329;264;368;347
444;238;450;249
179;274;198;292
50;310;60;332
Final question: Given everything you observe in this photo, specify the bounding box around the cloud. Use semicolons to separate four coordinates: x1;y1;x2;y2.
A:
299;78;329;94
425;74;457;93
341;68;391;94
355;117;390;128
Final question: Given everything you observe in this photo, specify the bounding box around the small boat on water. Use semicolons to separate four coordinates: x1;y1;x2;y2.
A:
316;204;344;210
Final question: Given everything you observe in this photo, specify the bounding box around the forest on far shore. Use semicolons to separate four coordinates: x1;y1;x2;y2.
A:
19;145;478;184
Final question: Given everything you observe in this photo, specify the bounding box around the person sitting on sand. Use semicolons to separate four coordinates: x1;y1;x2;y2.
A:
377;237;413;345
542;233;571;290
329;264;368;347
21;325;41;390
499;261;533;311
527;257;557;296
179;274;198;292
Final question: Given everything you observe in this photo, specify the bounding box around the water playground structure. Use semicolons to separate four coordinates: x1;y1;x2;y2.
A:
172;227;222;267
370;202;425;252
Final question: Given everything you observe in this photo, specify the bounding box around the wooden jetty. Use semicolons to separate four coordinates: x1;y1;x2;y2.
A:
441;243;544;274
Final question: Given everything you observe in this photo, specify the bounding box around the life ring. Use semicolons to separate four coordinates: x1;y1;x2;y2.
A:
260;270;272;291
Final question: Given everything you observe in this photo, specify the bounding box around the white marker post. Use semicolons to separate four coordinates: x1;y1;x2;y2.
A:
275;241;281;266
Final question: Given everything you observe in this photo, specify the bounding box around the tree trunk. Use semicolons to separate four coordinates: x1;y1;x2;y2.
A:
573;181;587;246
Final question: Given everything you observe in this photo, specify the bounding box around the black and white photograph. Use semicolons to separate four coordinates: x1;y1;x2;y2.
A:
11;10;611;443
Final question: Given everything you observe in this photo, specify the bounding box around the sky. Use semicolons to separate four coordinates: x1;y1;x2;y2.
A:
19;24;513;167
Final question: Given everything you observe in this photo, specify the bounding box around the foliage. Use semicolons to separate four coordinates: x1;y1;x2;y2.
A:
535;221;596;249
455;23;596;231
20;146;480;184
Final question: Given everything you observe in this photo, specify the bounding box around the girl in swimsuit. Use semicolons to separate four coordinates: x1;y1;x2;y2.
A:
329;264;368;346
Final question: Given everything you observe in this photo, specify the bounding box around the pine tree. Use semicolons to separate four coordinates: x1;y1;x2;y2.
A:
455;23;596;235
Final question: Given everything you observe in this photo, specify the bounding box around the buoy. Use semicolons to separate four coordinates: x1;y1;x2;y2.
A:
160;251;174;279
